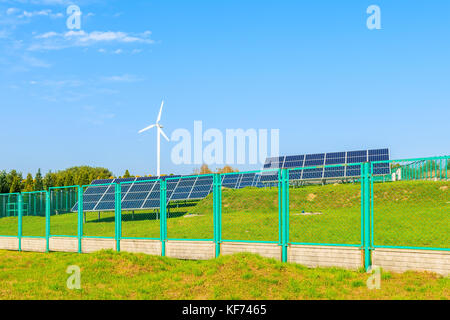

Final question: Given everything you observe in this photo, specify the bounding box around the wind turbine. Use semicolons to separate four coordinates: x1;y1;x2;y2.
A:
138;100;170;177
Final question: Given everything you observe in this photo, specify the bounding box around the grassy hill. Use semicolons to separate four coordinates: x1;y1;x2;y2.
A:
0;250;448;300
0;180;448;248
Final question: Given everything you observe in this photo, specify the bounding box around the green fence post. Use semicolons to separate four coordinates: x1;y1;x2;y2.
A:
213;174;221;258
18;193;23;252
45;191;50;252
115;183;121;252
160;179;167;257
281;169;289;263
363;163;372;271
77;186;83;254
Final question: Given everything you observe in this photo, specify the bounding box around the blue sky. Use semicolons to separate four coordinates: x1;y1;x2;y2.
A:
0;0;449;176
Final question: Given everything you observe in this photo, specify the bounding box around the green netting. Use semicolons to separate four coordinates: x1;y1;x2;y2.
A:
82;184;116;238
288;164;362;246
120;180;160;239
166;175;214;240
0;194;19;236
50;187;78;236
221;171;280;242
372;158;449;249
22;192;46;237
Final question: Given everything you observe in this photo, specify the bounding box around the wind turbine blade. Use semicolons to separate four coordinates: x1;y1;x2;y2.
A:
138;124;156;133
159;127;170;141
156;100;164;123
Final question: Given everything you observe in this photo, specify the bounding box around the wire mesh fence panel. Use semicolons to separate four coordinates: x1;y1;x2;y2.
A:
221;170;280;242
82;183;115;238
372;157;450;249
166;175;214;240
288;164;362;246
120;179;161;239
22;192;47;237
0;193;19;236
50;187;78;237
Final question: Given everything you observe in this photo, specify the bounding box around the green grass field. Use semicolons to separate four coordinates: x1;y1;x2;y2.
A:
0;250;448;300
0;180;448;247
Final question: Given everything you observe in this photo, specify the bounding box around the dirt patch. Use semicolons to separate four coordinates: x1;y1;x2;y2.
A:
184;214;205;218
307;193;316;202
292;212;323;216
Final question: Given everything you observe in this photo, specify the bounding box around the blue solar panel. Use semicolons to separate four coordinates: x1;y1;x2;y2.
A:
78;149;390;211
304;153;325;167
263;148;389;181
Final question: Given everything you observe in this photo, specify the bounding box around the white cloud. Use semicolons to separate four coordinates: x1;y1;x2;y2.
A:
6;8;19;15
19;9;51;18
102;74;144;83
35;31;58;38
113;49;122;54
30;30;155;51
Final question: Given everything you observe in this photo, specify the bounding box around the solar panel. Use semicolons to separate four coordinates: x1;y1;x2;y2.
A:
262;148;390;181
76;149;390;211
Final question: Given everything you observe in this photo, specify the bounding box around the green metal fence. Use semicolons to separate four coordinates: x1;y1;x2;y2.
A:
220;170;281;245
49;186;78;237
371;157;449;251
166;174;214;241
0;155;448;271
82;183;116;238
120;179;161;240
21;191;47;238
287;163;363;247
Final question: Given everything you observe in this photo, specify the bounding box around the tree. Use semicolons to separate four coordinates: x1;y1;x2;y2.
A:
0;171;8;194
193;164;213;175
8;170;23;193
23;173;34;192
123;170;131;178
43;171;56;190
217;165;238;174
34;169;44;191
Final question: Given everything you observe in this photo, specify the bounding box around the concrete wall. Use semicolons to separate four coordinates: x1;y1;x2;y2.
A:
220;242;281;260
166;241;215;260
372;248;450;276
49;237;78;253
21;237;46;252
0;237;19;251
288;245;363;270
2;236;450;276
120;239;161;256
81;238;116;253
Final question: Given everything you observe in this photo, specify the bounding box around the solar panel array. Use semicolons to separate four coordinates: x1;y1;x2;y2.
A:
263;149;390;180
75;149;390;212
75;173;264;212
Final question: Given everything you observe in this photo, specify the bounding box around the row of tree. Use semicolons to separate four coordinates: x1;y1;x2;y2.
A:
0;166;113;194
0;165;240;194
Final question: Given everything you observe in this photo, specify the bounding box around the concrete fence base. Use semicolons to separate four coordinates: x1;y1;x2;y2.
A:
372;248;450;276
81;238;115;253
166;241;215;260
288;245;363;270
49;237;78;253
220;242;281;261
21;238;46;252
1;237;449;276
0;237;19;251
121;239;161;256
